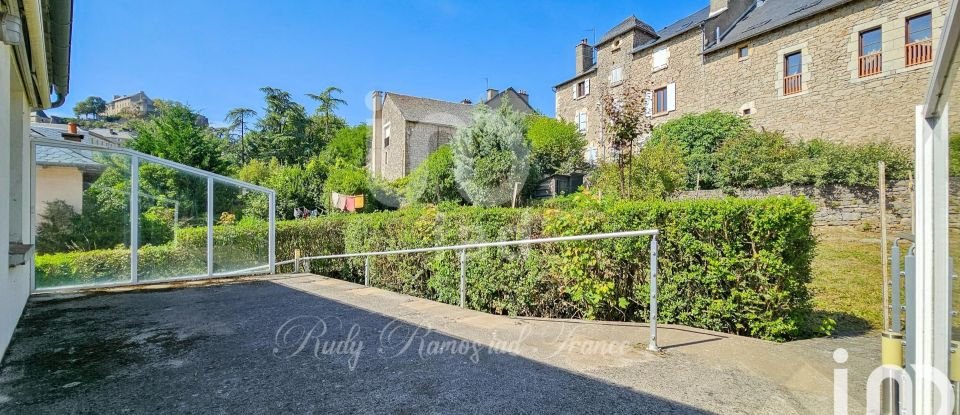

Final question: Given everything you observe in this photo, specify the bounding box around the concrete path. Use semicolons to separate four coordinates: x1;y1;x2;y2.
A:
0;274;879;414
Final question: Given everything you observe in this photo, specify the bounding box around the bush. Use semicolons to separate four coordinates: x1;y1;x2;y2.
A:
322;164;370;212
589;140;687;200
783;139;912;187
175;197;815;340
35;245;206;289
405;145;462;205
452;104;531;206
650;111;750;189
526;115;586;176
716;130;795;190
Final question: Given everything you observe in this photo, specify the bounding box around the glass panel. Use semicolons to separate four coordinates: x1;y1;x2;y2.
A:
212;180;269;275
907;13;932;44
785;52;802;75
860;27;882;55
34;146;132;289
136;160;208;281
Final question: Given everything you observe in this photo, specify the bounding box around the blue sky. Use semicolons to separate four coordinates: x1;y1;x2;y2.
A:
52;0;705;126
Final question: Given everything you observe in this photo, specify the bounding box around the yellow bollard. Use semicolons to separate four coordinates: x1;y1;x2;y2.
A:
881;331;904;367
951;341;960;382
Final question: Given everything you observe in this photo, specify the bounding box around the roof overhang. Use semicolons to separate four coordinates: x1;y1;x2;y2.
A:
6;0;73;109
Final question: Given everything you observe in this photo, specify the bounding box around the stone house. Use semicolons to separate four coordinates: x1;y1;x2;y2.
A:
554;0;960;162
103;91;155;118
370;88;535;180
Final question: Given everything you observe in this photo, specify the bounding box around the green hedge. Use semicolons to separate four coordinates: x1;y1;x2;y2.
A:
35;245;206;289
175;196;815;340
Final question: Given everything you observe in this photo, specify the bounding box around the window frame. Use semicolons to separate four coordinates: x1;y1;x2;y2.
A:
906;11;933;45
383;123;391;147
738;45;749;60
652;87;668;115
783;51;803;96
858;26;883;77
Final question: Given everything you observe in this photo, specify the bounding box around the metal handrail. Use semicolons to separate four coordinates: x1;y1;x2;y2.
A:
294;229;662;351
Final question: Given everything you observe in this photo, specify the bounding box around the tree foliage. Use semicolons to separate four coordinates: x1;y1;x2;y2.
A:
406;145;462;205
526;115;586;176
451;104;530;206
590;140;687;200
73;96;107;120
649;110;750;189
600;81;653;198
128;102;231;175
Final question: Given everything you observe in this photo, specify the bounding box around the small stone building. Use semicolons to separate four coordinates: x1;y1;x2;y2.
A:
555;0;960;162
370;88;535;180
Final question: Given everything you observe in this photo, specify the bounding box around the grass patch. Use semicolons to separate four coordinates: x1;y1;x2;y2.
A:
809;227;882;335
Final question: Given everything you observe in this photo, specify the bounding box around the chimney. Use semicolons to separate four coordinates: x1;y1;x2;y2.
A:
486;89;498;102
461;99;473;104
113;94;121;100
62;123;83;142
709;0;729;16
575;39;594;74
517;90;529;103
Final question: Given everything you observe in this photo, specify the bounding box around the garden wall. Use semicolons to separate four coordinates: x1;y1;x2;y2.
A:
673;178;960;231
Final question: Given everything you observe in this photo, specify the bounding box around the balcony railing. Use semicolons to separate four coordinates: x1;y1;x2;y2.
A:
905;39;933;67
859;52;883;77
784;73;802;96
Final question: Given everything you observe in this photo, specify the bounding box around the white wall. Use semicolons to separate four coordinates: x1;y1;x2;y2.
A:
0;45;34;359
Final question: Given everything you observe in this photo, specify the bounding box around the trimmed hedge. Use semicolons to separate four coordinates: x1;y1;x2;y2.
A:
35;245;206;289
173;196;816;340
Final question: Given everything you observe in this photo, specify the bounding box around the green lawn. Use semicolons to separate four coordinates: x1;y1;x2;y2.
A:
809;227;884;335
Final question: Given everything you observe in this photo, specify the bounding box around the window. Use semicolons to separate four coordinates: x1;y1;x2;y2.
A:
652;47;669;70
783;51;803;95
858;27;883;77
585;146;598;164
906;12;933;66
609;67;623;85
738;46;749;60
574;79;590;99
653;87;668;115
575;111;588;133
383;123;391;147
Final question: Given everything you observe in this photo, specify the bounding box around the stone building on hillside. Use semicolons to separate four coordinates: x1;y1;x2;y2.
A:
370;88;535;180
103;91;155;118
555;0;960;162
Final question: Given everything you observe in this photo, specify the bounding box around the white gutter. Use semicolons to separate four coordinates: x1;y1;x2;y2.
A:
20;0;50;108
923;0;960;119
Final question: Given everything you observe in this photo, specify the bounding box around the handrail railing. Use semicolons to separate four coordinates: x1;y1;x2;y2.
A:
784;73;803;95
291;229;662;351
906;39;934;67
859;52;883;77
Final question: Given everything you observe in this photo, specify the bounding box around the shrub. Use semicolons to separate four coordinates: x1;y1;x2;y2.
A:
405;145;463;205
783;139;912;187
175;197;815;340
36;200;81;254
452;104;531;206
526;115;586;175
649;110;750;189
715;130;796;190
322;164;370;212
589;140;687;200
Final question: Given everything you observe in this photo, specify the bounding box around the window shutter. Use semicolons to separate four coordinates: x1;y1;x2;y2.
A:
582;112;588;132
585;79;590;95
667;83;677;111
573;84;578;99
644;91;653;117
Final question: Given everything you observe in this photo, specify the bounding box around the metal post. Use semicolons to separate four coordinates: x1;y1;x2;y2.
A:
648;235;660;352
294;249;301;273
206;177;214;277
459;249;466;308
173;201;179;244
268;192;276;274
892;241;902;333
911;104;952;414
130;156;140;283
906;245;917;373
880;161;889;332
364;256;370;286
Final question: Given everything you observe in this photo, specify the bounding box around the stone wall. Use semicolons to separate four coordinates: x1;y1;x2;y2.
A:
377;95;408;181
672;179;960;230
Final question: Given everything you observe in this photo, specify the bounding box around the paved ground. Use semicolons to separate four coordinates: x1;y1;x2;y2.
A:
0;274;880;414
